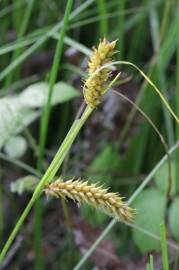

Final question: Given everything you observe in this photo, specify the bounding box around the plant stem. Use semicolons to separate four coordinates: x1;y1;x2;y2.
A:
96;0;108;36
149;254;154;270
5;0;35;90
34;1;74;268
112;61;179;124
38;0;74;167
160;223;169;270
0;173;3;249
0;105;93;264
118;0;126;58
176;1;179;194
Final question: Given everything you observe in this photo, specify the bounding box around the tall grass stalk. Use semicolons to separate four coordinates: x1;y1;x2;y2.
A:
160;223;169;270
118;0;126;57
5;0;35;89
34;0;74;268
96;0;108;36
159;0;171;45
38;0;74;168
149;0;174;146
173;253;179;270
0;174;3;249
149;254;154;270
0;0;27;20
146;255;154;270
176;2;179;194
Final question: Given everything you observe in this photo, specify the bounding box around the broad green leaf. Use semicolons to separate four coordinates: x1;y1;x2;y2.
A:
10;175;38;195
4;135;27;158
154;160;178;196
169;197;179;242
19;81;79;108
0;103;39;149
0;81;79;149
132;188;166;253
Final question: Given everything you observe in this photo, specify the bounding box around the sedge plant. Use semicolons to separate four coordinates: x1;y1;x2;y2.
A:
0;38;132;264
0;37;179;265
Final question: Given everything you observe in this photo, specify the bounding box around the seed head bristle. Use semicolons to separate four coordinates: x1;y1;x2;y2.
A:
45;178;134;223
83;38;117;108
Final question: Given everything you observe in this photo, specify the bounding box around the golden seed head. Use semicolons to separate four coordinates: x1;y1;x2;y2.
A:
45;178;134;223
83;38;117;108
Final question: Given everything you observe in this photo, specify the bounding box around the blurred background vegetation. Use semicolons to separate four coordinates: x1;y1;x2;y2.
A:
0;0;179;269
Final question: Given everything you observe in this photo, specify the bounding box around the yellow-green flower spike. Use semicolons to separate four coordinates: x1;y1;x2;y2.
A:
45;178;134;223
83;38;117;108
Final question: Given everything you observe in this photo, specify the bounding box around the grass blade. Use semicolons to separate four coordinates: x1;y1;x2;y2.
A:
160;223;169;270
5;0;35;89
34;1;74;268
96;0;108;36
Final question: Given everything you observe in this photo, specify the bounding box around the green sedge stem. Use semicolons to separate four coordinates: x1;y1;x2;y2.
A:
34;0;74;267
160;223;169;270
38;0;74;167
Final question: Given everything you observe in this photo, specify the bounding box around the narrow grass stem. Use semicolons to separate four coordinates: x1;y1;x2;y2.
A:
176;3;179;195
98;61;179;124
96;0;108;36
160;223;169;270
34;1;73;267
38;0;74;167
0;0;27;19
118;0;126;57
113;90;172;197
149;1;174;146
0;173;3;249
149;255;154;270
5;0;35;89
